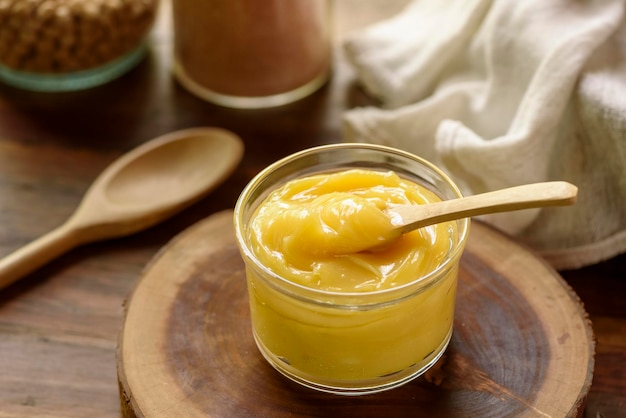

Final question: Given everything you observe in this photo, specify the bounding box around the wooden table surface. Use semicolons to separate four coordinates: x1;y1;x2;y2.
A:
0;2;624;417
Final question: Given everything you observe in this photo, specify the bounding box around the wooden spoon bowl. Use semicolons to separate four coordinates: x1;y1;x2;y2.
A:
0;127;244;290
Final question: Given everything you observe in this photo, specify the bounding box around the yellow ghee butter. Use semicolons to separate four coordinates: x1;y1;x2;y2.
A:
245;168;459;383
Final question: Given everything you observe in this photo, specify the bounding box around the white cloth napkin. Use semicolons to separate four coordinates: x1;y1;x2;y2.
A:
342;0;626;270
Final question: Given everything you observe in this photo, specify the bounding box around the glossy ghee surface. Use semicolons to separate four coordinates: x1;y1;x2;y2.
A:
245;168;460;386
249;169;453;292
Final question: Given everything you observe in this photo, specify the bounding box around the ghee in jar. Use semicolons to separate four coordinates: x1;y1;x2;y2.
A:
244;168;460;389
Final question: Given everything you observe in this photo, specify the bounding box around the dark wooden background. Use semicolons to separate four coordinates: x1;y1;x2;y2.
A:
0;1;624;416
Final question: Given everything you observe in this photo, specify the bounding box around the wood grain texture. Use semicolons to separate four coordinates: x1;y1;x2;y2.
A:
0;1;624;417
118;211;594;418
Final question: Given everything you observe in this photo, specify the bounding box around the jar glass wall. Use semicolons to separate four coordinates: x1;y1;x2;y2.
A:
234;144;470;395
172;0;332;108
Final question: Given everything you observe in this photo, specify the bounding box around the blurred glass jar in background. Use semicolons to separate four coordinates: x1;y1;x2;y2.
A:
0;0;157;92
172;0;332;109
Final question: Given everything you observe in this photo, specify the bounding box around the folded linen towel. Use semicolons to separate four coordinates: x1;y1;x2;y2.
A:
343;0;626;270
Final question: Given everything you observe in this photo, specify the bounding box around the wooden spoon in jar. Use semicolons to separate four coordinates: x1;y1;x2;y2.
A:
385;181;578;236
0;127;244;290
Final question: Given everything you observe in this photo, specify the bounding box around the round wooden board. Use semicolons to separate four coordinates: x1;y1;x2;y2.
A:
117;210;594;418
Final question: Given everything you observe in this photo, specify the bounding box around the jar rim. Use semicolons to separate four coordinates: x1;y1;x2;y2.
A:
233;143;470;304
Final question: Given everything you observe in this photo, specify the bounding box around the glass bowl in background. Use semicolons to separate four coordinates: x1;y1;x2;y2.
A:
233;143;470;395
0;0;157;92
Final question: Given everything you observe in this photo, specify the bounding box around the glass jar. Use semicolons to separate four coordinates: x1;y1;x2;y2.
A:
0;0;157;92
172;0;332;108
234;143;470;395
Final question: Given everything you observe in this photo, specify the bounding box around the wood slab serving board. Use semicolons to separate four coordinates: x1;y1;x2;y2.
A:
117;210;594;418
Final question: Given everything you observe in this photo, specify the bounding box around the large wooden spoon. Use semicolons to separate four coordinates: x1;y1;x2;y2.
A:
386;181;578;235
0;127;244;290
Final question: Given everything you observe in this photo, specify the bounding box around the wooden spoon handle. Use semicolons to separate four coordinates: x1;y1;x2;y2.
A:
388;181;578;233
0;223;79;290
